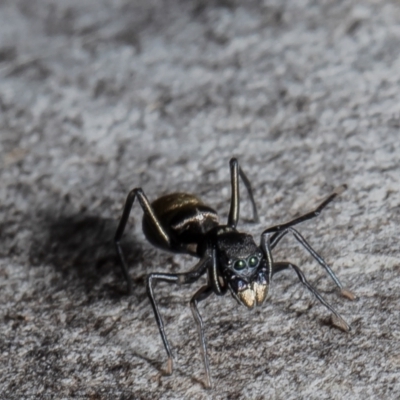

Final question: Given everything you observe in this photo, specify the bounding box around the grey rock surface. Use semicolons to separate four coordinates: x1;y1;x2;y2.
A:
0;0;400;398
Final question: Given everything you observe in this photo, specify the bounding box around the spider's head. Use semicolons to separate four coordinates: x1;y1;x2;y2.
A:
216;230;270;309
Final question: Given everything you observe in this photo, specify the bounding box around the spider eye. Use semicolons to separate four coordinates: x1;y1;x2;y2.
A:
248;256;258;268
233;259;246;271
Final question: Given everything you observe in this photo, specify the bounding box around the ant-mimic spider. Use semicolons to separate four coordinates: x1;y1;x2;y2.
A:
114;158;355;389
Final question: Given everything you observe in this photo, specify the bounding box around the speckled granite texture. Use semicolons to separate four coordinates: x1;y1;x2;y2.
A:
0;0;400;398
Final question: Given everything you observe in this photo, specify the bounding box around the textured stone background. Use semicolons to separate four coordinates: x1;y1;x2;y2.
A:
1;0;400;399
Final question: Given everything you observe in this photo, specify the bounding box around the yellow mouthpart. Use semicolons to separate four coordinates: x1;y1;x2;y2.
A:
238;282;268;309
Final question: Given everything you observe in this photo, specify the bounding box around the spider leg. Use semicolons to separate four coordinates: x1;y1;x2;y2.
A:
264;184;347;243
270;227;355;300
228;158;259;228
261;185;354;300
208;246;228;296
146;255;210;376
114;188;171;293
190;285;214;389
272;262;351;332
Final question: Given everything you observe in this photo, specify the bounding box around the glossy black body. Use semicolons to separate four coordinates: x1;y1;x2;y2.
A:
114;158;354;389
142;193;219;256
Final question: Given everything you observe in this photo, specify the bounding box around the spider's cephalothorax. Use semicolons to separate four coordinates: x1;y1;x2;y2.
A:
114;158;355;389
211;229;270;309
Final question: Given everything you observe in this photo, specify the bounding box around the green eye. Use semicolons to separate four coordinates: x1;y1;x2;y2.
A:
233;260;246;271
248;256;258;267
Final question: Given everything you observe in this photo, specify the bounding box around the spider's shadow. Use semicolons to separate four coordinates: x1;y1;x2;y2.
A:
29;212;144;299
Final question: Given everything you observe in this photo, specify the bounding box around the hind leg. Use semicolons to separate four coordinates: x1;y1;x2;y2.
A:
114;188;171;293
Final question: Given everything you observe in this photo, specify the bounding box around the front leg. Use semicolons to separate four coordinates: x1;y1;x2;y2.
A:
146;255;210;375
272;262;351;332
269;228;355;300
190;285;214;389
260;185;355;300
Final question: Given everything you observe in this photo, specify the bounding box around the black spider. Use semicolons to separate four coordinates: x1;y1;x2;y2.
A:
114;158;355;388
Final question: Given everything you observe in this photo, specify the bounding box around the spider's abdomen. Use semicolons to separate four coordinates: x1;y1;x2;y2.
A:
142;193;219;254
